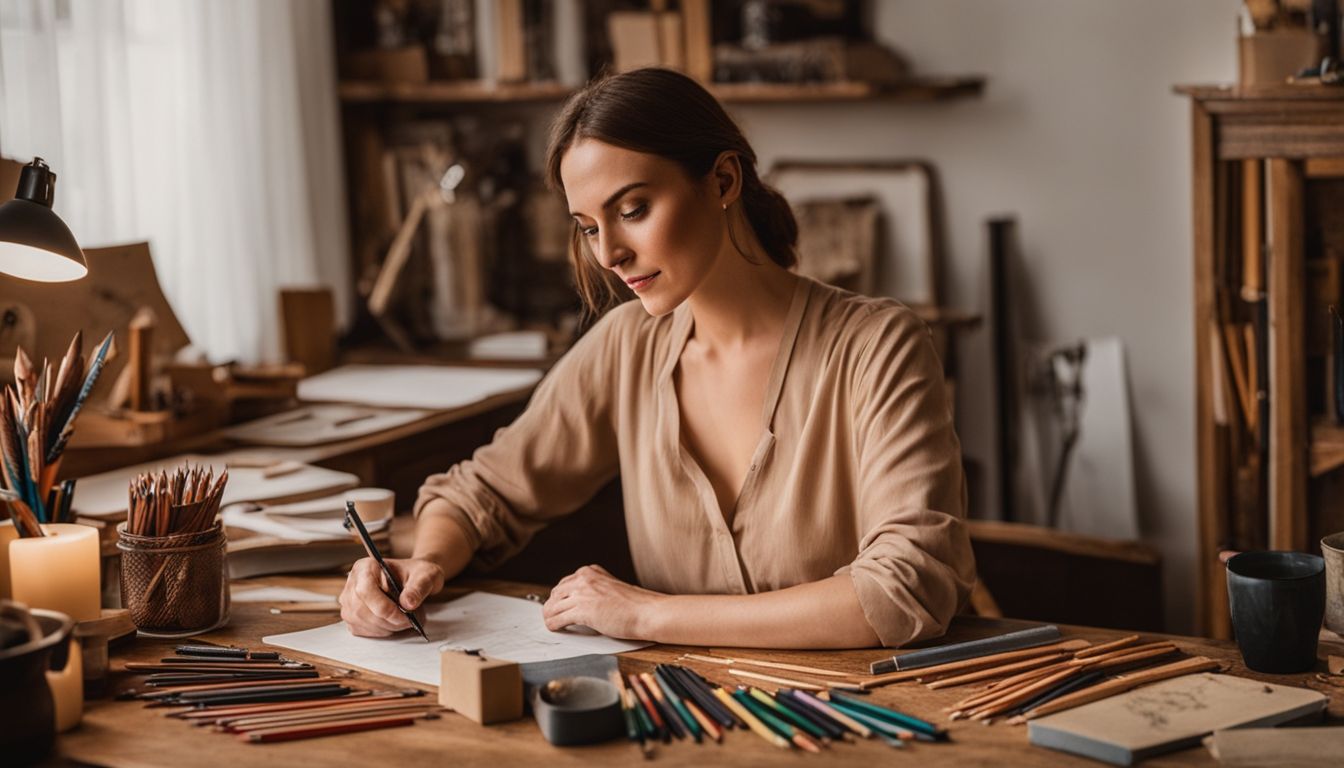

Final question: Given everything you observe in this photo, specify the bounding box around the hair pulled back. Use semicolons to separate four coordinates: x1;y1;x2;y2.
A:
545;67;798;313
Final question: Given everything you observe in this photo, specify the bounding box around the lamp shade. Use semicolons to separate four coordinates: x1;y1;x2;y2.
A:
0;158;88;282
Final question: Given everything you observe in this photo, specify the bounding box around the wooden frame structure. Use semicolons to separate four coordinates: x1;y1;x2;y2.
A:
1178;84;1344;638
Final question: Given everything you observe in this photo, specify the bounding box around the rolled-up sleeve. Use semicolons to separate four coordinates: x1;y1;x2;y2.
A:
413;311;624;570
839;308;976;647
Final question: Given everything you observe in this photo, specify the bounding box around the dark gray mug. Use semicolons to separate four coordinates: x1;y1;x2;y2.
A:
1226;551;1325;674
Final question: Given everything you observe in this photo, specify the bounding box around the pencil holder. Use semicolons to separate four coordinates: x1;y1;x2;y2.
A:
116;522;229;637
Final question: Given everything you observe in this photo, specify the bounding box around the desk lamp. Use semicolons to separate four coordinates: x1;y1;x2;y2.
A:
0;158;88;282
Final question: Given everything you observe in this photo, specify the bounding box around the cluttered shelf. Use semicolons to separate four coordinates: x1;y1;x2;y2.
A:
338;75;986;105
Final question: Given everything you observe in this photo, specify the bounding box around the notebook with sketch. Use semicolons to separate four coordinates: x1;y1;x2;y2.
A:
1027;673;1327;766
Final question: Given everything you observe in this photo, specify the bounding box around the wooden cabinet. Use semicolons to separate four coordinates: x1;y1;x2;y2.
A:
1178;84;1344;638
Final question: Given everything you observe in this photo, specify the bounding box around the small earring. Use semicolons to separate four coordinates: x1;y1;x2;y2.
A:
721;203;727;211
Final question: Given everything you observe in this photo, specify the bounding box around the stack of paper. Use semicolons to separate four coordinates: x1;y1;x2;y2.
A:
222;495;387;543
73;452;359;520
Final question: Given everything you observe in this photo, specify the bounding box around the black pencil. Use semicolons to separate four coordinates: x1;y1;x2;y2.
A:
1009;670;1105;717
661;665;736;729
774;689;847;740
176;686;352;707
344;501;428;642
680;666;746;728
163;685;346;704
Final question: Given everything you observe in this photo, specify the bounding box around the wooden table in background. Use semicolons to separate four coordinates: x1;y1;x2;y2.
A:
54;575;1344;768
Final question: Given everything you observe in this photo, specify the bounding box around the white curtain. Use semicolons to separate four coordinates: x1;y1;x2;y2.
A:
0;0;350;363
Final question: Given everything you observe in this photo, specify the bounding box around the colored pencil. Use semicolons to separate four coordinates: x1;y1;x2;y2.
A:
650;669;701;742
771;690;849;741
732;689;820;753
712;688;790;749
786;689;873;738
681;697;722;743
747;688;831;743
611;670;652;758
639;672;687;741
626;673;668;742
827;691;945;738
820;698;911;746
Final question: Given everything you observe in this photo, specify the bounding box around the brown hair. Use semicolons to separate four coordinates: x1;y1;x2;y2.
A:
545;67;798;314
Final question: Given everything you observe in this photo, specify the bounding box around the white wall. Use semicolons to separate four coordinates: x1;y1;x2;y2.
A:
734;0;1241;633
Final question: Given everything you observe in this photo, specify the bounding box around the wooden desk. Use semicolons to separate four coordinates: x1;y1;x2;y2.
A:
62;386;535;507
55;575;1344;768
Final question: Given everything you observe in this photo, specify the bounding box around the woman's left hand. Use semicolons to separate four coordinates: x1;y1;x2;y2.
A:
542;565;665;640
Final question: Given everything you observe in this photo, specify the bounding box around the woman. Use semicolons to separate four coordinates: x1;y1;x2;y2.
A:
340;68;975;649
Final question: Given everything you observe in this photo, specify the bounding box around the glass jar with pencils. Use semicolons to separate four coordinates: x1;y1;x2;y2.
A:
116;465;230;637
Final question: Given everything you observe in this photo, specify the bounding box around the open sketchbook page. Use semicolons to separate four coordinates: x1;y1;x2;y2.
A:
263;591;650;687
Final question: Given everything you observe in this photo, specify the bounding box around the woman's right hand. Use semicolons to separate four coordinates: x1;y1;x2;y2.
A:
339;556;445;637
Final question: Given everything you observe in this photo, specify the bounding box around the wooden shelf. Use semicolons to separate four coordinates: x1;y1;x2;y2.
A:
712;76;985;103
339;76;986;106
339;79;574;104
1312;420;1344;478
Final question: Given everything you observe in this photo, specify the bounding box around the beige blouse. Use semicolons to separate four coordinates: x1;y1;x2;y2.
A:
414;276;976;647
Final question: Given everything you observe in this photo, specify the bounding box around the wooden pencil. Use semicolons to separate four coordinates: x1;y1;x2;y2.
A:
680;652;858;678
222;703;443;732
925;651;1070;689
726;668;830;692
168;690;380;717
1069;641;1175;667
1071;634;1141;659
268;603;341;614
240;712;433;743
1019;656;1222;721
860;639;1091;688
966;666;1081;721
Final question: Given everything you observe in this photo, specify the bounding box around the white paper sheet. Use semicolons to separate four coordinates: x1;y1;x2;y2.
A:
71;452;360;519
232;586;338;603
296;365;543;411
263;591;650;687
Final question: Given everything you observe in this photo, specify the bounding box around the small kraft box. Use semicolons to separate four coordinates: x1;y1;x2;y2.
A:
439;650;523;725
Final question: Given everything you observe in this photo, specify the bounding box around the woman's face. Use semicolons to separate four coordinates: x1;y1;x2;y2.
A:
560;138;726;316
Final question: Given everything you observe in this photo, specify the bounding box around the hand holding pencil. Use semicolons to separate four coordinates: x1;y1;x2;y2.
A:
339;556;443;638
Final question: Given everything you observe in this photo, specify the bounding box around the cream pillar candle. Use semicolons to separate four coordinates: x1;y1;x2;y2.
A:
0;518;17;599
9;524;101;622
48;636;83;732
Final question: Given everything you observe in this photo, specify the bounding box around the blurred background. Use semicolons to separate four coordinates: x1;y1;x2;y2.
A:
3;0;1341;641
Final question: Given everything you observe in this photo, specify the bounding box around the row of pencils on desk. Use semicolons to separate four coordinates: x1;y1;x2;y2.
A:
118;644;441;743
611;663;947;757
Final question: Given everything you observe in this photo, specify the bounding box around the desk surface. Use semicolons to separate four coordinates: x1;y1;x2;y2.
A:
57;575;1344;768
